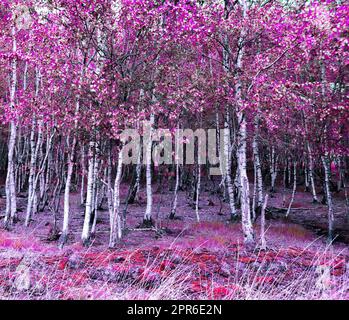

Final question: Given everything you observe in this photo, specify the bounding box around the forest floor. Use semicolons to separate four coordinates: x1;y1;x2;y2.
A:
0;183;348;300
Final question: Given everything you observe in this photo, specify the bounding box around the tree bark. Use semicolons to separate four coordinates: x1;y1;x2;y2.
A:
109;147;123;248
59;67;84;247
25;119;43;226
4;24;18;228
80;145;86;206
195;162;201;223
170;125;180;219
143;113;154;224
322;154;334;243
260;194;269;250
269;146;278;193
307;141;318;203
82;140;96;246
286;161;297;217
224;114;237;220
235;0;254;243
253;115;263;212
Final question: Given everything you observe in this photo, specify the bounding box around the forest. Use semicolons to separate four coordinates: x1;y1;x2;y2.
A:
0;0;348;300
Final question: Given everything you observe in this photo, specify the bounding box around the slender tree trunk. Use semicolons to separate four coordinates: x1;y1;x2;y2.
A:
26;121;36;223
59;93;83;247
195;162;201;223
339;162;349;221
320;59;334;242
282;162;287;207
304;162;309;192
134;151;142;202
107;142;113;219
80;145;86;206
4;24;18;227
82;140;96;246
133;91;144;203
109;147;123;248
39;135;46;202
322;154;334;243
252;162;257;221
269;147;278;193
59;134;76;247
129;138;142;204
286;161;297;217
335;157;342;192
224;113;237;220
170;125;180;219
344;180;349;222
143;113;154;224
40;128;53;212
237;111;254;243
260;194;269;250
91;141;100;236
216;110;226;199
5;122;17;226
25;120;43;226
26;128;55;225
307;141;318;202
234;0;254;243
253;115;263;212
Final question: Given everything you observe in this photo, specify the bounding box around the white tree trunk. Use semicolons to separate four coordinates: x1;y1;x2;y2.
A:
307;142;318;203
109;147;123;248
282;164;287;207
224;116;237;219
25;120;43;226
60;71;83;246
269;147;278;192
235;0;254;243
286;161;297;217
26;127;54;225
82;140;96;245
80;145;86;206
170;125;180;218
144;113;154;223
133;145;142;202
252;162;257;221
6;123;17;225
60;134;77;247
107;143;113;216
322;154;334;242
91;142;100;236
25;121;36;224
216;110;226;198
253;116;263;210
304;163;309;191
134;90;144;202
5;25;18;227
26;69;42;214
237;111;254;243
